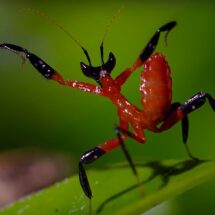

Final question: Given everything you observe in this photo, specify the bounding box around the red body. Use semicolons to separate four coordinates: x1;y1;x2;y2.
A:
102;53;171;129
52;52;174;151
91;52;172;151
140;53;172;128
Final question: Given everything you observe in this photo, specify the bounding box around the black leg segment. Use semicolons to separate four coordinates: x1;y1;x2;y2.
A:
164;102;190;144
79;147;105;199
78;124;139;199
114;126;138;177
180;91;215;115
179;91;215;160
139;21;176;63
0;43;57;79
79;162;92;199
182;116;189;144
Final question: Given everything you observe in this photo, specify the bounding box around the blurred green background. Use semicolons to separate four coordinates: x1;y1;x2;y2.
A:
0;0;214;214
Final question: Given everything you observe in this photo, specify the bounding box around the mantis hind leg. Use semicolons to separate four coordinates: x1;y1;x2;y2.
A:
157;92;215;160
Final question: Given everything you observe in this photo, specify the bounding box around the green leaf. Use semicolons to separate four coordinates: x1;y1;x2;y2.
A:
0;160;214;215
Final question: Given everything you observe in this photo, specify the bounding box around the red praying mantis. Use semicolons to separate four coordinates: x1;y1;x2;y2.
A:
0;16;215;201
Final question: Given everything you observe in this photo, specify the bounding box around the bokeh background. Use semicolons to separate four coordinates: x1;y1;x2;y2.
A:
0;0;214;214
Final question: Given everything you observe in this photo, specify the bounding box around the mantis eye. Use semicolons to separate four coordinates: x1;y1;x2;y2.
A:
80;52;116;82
103;52;116;73
80;63;101;81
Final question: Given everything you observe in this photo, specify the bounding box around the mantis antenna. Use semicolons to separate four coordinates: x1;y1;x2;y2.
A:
20;8;92;66
100;5;124;65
